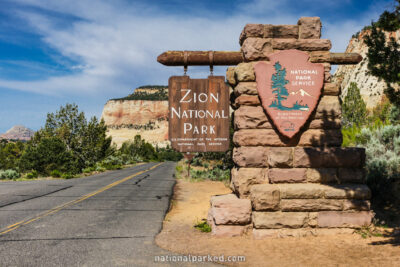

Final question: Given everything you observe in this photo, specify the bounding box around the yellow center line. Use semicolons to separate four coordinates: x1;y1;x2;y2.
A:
0;163;163;236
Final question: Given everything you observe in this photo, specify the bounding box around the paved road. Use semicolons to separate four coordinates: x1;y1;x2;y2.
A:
0;162;204;266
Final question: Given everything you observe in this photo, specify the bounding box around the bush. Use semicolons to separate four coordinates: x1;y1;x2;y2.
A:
194;220;211;233
61;173;74;179
26;170;38;179
0;169;21;180
50;170;62;178
190;167;230;181
357;125;400;201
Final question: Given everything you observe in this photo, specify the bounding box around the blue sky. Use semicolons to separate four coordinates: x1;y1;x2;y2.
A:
0;0;394;133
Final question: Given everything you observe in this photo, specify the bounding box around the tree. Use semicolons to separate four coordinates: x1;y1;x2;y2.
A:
270;62;289;108
342;82;368;127
364;0;400;106
31;103;112;172
19;137;76;175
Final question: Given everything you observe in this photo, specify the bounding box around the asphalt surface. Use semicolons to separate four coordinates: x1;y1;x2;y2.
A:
0;162;214;266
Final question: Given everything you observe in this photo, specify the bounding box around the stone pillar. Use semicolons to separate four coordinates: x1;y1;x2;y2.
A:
208;17;373;238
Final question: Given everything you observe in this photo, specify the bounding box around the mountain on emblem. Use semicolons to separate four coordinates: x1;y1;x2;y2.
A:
254;50;324;138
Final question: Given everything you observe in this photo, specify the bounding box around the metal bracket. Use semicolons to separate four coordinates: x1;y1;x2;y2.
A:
208;51;214;76
183;51;188;75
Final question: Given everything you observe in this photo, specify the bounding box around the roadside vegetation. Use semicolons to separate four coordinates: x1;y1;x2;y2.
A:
0;103;182;181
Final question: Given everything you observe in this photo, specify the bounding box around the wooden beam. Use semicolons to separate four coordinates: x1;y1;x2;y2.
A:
157;51;244;66
157;51;362;66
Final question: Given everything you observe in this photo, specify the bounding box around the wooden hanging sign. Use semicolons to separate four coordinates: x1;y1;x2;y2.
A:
254;50;324;138
168;76;230;152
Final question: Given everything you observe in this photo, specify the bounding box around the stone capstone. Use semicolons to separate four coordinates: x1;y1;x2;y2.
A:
298;17;322;39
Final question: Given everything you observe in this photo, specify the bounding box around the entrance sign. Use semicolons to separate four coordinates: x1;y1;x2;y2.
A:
168;76;230;152
254;50;324;138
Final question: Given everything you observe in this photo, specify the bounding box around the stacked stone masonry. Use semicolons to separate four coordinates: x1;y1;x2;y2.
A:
208;17;372;238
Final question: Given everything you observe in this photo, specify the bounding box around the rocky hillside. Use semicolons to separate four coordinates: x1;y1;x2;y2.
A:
101;86;169;147
333;29;400;109
0;125;35;141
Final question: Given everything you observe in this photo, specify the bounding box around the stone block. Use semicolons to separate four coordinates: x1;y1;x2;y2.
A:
273;39;331;51
239;24;264;45
315;96;341;119
268;147;293;168
231;168;268;197
269;25;299;38
323;83;340;96
253;211;309;229
241;38;273;61
233;82;258;96
338;168;365;183
309;118;341;129
342;200;371;211
293;147;365;168
317;211;373;228
234;106;272;129
233;146;269;167
250;184;280;211
226;66;236;86
324;184;371;200
235;62;255;82
269;168;307;183
324;70;331;82
234;107;340;130
277;184;325;199
234;94;260;106
298;129;343;147
233;129;287;146
298;17;322;39
239;24;299;45
253;228;354;239
210;194;252;225
306;168;338;183
280;199;343;211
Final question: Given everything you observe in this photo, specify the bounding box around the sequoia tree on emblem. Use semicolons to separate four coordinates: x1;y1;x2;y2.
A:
254;50;324;138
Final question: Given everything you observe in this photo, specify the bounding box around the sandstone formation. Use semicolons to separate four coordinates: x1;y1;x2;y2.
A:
101;87;169;147
0;125;35;141
333;29;400;109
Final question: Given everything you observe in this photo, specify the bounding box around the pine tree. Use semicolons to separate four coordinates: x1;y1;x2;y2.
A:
342;82;367;127
271;62;289;108
364;0;400;106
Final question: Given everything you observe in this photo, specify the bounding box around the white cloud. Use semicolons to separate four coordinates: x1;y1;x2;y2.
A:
0;0;390;98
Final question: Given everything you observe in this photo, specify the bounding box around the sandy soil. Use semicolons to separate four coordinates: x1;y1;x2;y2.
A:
156;179;400;266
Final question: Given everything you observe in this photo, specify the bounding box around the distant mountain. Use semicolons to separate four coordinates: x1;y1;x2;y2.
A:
290;88;313;97
0;125;35;141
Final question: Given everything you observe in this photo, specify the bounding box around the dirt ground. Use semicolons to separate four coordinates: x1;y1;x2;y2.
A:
155;179;400;266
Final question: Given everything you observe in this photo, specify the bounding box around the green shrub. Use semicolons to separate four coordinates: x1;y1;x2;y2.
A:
50;170;62;178
83;166;96;173
26;170;38;179
0;169;21;180
194;220;211;233
190;167;230;181
61;173;74;179
357;125;400;201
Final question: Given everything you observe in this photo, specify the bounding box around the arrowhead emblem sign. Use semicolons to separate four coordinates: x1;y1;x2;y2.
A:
254;50;324;138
